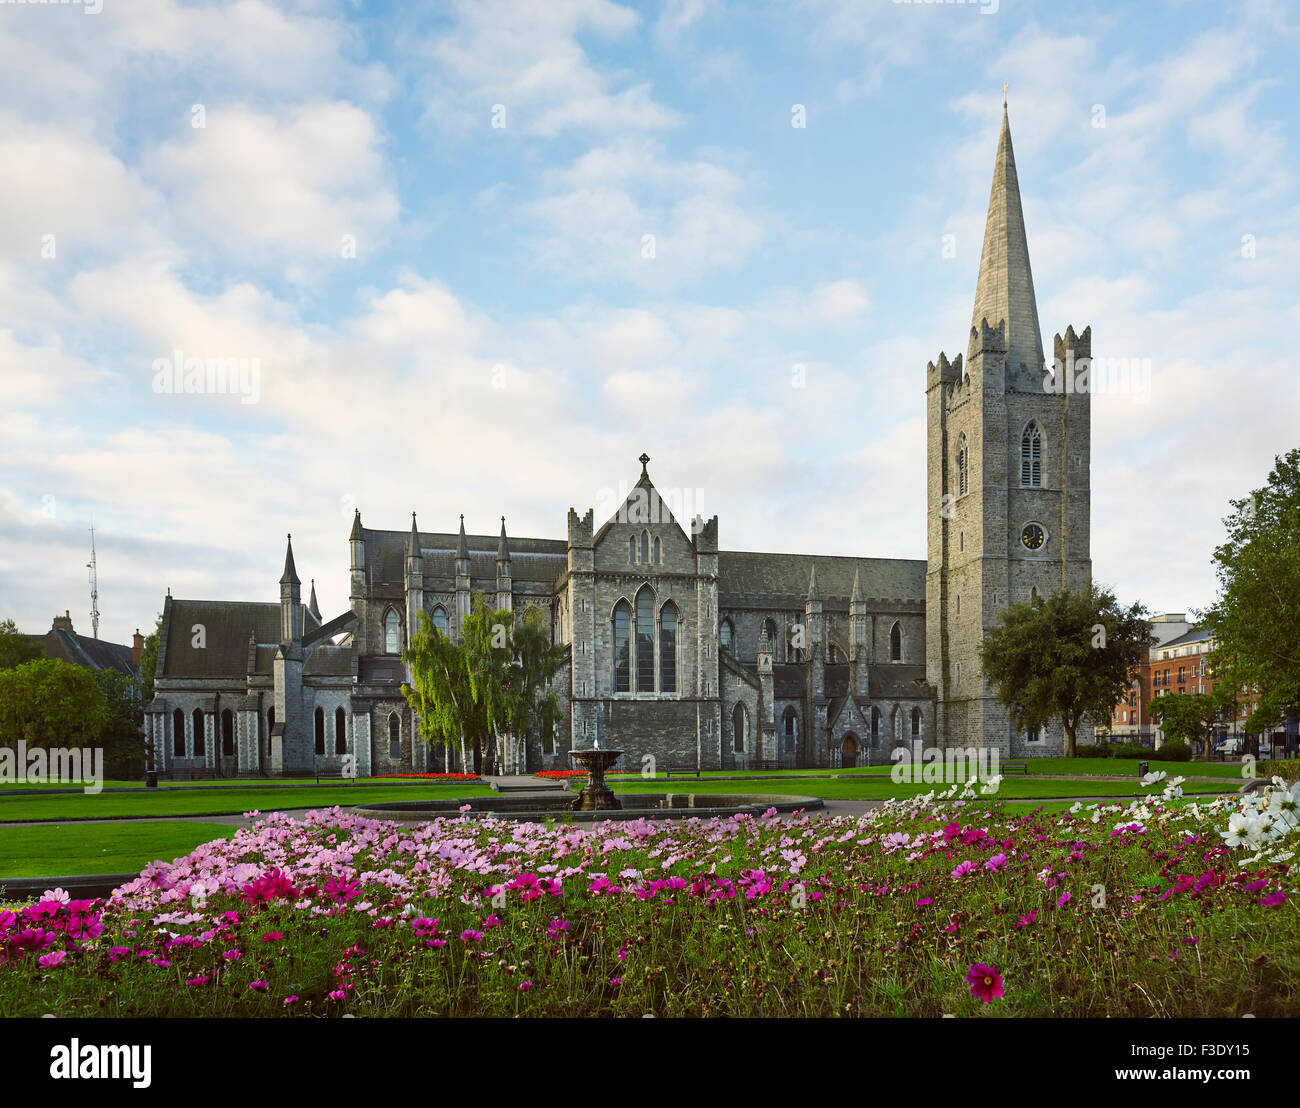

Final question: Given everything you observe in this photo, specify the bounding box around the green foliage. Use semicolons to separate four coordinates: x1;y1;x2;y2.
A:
1201;448;1300;728
979;583;1154;757
1113;744;1148;760
0;658;109;750
92;669;149;776
0;618;42;671
1075;744;1113;758
1148;689;1233;761
1258;760;1300;783
138;614;162;705
1157;742;1193;762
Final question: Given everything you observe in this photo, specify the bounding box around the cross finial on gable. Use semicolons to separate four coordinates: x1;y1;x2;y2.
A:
638;452;650;477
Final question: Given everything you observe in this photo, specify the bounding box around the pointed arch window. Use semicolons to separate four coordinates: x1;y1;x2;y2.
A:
956;433;969;496
173;708;185;758
613;600;632;693
266;707;275;757
783;707;798;753
431;607;448;636
889;622;902;662
1020;422;1042;487
653;536;661;563
335;707;347;755
719;618;733;655
388;712;401;759
640;531;649;563
628;535;637;563
762;619;778;659
384;609;400;653
635;586;655;692
221;709;235;757
315;707;326;756
871;707;881;746
732;703;745;753
192;709;205;757
659;603;677;693
911;707;922;737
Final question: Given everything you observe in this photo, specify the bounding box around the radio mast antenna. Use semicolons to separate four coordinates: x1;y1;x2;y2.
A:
87;523;100;640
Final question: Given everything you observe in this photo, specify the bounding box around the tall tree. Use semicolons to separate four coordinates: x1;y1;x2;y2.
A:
1201;447;1300;730
93;668;149;776
0;618;42;671
506;603;566;774
980;583;1154;757
0;658;109;751
458;597;518;776
1147;686;1234;760
401;610;475;774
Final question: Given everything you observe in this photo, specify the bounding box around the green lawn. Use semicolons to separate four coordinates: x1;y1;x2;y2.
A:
0;782;498;823
0;821;237;878
631;757;1250;780
610;777;1236;801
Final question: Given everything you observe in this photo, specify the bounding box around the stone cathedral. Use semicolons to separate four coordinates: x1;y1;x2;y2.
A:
144;105;1093;778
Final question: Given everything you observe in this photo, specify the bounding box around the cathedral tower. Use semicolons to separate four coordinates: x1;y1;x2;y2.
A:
926;102;1093;756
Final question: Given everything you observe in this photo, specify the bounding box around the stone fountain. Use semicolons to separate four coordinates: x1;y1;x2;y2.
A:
569;743;623;811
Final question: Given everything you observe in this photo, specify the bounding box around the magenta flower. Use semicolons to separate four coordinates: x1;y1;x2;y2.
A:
186;976;211;987
460;929;483;942
518;981;532;991
609;977;623;987
260;931;283;943
966;963;1004;1003
1016;910;1036;928
222;949;241;960
329;989;346;1001
283;995;299;1005
1258;891;1289;907
984;853;1008;873
38;950;68;969
950;860;976;879
1056;891;1072;908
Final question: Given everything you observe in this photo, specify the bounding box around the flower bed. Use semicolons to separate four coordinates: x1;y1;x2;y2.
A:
364;773;481;782
535;770;633;780
1;777;1296;1017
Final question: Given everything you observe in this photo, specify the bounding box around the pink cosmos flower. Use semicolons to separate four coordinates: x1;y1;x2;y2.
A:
186;976;211;987
283;995;298;1005
984;853;1008;873
950;860;976;879
329;990;346;1001
222;949;241;960
966;963;1004;1003
260;931;283;942
1056;892;1072;908
38;950;67;969
1258;891;1289;907
518;981;532;991
1016;911;1036;928
460;929;483;942
609;977;623;987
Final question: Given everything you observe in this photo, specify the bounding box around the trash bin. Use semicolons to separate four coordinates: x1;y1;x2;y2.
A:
145;770;158;789
1137;761;1149;777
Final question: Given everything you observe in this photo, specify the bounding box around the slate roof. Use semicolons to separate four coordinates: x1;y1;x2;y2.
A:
1155;627;1211;653
304;645;353;677
31;629;136;676
718;552;925;607
363;527;566;587
868;665;932;698
161;600;283;678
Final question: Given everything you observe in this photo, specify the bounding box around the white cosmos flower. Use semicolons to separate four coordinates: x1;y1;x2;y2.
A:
1140;770;1167;787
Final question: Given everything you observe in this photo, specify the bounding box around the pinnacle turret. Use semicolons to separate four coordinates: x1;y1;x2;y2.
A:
279;533;300;586
497;516;511;562
456;514;469;560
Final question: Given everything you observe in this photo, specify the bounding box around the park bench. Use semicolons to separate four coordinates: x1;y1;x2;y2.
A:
1000;759;1030;775
752;760;786;772
663;765;701;778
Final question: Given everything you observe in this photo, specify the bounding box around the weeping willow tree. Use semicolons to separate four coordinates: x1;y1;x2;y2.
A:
402;596;564;775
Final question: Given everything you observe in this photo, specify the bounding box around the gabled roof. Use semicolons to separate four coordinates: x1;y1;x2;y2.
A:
31;629;136;676
362;526;566;586
161;600;283;678
591;456;695;551
719;553;925;607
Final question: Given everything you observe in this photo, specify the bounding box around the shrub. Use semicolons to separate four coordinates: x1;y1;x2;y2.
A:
1113;743;1148;760
1258;759;1300;782
1075;744;1113;758
1157;742;1192;762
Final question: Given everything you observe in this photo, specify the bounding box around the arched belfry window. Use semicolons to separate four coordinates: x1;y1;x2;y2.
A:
889;622;902;662
613;599;632;693
635;586;655;693
1021;422;1042;487
956;433;969;496
719;619;733;655
762;619;778;659
659;603;677;693
384;609;400;653
431;607;448;636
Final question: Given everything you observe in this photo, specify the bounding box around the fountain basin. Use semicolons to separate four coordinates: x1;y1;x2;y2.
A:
569;748;624;811
351;793;823;823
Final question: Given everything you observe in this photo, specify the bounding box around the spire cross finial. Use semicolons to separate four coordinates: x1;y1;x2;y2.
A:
638;452;650;477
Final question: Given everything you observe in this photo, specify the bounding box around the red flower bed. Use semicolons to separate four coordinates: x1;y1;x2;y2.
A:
365;773;481;781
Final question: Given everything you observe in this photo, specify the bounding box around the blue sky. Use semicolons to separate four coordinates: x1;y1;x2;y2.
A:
1;0;1298;644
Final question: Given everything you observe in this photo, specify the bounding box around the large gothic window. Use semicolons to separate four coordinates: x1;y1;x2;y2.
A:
762;618;778;658
635;586;656;692
266;707;275;756
889;622;902;662
384;609;400;653
613;600;631;693
1020;422;1042;487
431;607;448;636
956;433;969;496
659;604;677;693
732;703;745;753
335;707;347;754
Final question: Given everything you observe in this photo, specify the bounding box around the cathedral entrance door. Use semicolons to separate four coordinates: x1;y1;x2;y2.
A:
841;735;858;768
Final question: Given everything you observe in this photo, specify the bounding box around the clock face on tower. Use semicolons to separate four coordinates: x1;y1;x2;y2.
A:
1020;522;1046;551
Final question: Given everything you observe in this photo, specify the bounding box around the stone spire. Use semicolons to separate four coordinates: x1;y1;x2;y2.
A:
497;516;510;562
349;508;362;542
807;562;821;601
280;533;300;585
408;512;420;559
308;579;321;620
456;514;469;560
850;566;863;603
968;102;1044;377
